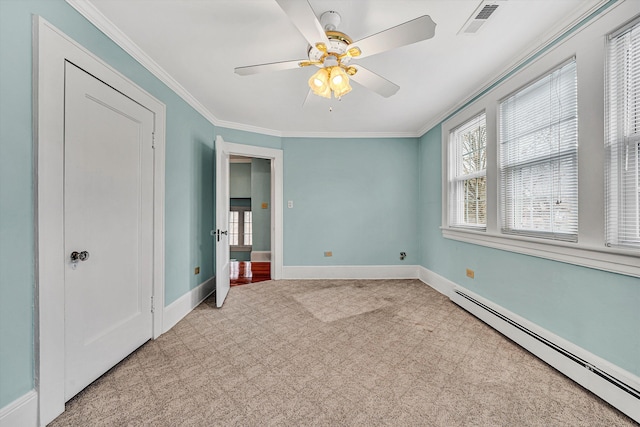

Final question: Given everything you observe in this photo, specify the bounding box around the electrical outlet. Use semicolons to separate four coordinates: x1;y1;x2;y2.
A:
466;268;474;279
261;202;268;209
287;200;294;208
195;267;200;275
400;252;407;260
324;251;332;257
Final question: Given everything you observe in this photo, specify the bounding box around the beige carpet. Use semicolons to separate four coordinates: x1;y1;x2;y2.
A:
50;279;637;426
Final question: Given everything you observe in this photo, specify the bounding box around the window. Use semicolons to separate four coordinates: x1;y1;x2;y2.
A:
448;113;487;229
441;3;639;277
229;206;252;250
499;59;578;241
606;19;640;249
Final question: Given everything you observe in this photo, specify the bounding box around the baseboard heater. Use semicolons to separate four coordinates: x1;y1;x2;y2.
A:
450;287;640;423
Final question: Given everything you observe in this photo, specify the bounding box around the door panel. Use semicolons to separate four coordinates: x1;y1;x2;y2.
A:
215;136;231;307
64;62;154;400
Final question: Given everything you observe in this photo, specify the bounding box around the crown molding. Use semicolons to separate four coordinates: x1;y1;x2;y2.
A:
65;0;229;127
64;0;424;140
67;0;615;141
279;130;420;139
416;0;619;137
213;118;283;138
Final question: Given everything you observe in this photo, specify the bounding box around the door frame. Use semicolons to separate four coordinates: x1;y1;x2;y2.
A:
34;17;166;426
217;137;284;281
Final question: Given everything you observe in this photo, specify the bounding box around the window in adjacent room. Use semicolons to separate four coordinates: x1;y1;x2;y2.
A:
448;112;487;229
606;18;640;249
229;206;252;250
499;59;578;241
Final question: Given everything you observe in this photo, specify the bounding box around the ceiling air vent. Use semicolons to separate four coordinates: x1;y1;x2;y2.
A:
459;1;505;35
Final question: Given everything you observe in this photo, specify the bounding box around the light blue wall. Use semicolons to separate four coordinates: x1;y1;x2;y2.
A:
0;0;35;408
2;0;637;414
230;163;251;198
251;158;271;252
418;126;640;377
0;0;215;406
283;137;419;266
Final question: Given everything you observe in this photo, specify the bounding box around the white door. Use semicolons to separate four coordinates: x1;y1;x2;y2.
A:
64;62;154;400
215;136;231;307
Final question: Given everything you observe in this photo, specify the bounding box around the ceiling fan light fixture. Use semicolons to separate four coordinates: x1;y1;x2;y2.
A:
329;66;351;98
308;68;331;98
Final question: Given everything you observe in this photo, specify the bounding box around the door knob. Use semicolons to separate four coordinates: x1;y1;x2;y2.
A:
216;230;228;242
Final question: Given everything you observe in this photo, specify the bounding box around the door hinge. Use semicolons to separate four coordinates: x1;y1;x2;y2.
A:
151;296;155;313
151;132;156;149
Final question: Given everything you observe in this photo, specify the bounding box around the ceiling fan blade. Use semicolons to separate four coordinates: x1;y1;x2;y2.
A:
350;66;400;98
275;0;330;49
234;59;307;76
348;15;436;59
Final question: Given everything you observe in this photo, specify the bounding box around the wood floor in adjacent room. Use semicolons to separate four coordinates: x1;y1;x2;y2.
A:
50;279;636;426
230;261;270;286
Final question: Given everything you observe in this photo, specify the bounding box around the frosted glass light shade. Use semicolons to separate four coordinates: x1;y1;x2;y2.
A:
308;68;331;98
329;66;352;98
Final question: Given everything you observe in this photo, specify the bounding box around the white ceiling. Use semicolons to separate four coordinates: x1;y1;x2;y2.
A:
78;0;603;137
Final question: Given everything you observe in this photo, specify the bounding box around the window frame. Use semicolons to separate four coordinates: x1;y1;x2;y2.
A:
498;58;579;242
605;17;640;250
229;205;252;252
440;4;640;279
448;111;488;230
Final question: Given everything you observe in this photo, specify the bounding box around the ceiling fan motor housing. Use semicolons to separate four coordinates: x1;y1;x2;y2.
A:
308;11;354;67
320;11;341;31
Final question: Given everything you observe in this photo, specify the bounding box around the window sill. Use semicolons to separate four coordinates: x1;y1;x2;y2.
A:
441;227;640;278
230;246;252;252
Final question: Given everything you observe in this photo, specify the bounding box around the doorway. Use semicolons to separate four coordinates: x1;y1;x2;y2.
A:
36;18;166;425
214;137;283;306
229;155;272;285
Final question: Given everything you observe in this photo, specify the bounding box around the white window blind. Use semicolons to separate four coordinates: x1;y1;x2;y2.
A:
449;113;487;229
606;19;640;249
499;59;578;241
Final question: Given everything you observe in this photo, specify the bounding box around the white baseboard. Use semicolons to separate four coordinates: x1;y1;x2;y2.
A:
0;390;37;427
448;283;640;423
163;277;215;333
417;266;456;297
281;265;420;280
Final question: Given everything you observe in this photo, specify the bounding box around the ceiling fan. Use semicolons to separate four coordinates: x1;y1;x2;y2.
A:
234;0;436;100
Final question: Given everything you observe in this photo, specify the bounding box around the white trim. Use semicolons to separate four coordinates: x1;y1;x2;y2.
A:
439;1;640;279
64;0;419;139
442;228;640;278
221;141;284;280
416;266;640;423
417;266;456;297
34;17;165;426
163;277;215;333
278;130;420;139
450;285;640;423
282;265;420;280
63;0;278;138
0;390;38;427
64;0;618;139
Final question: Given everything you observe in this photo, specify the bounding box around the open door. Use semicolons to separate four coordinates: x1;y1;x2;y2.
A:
215;136;230;307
